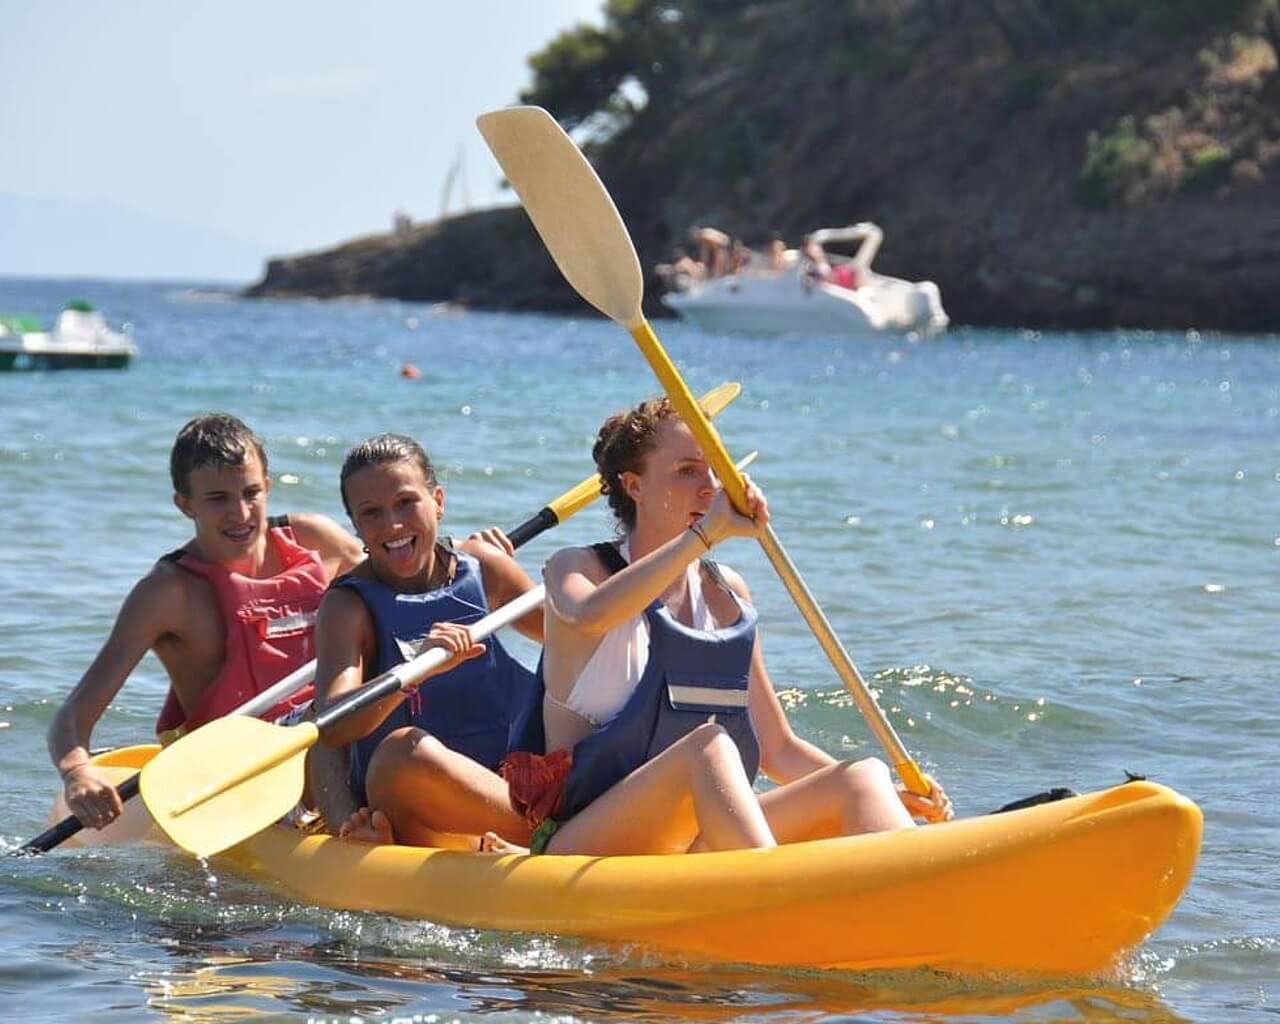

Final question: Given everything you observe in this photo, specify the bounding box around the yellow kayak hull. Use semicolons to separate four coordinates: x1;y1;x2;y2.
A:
74;745;1202;975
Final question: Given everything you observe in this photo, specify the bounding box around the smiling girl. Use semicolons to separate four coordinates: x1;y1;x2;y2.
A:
312;433;542;848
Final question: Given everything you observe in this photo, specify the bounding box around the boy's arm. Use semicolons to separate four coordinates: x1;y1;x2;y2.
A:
287;512;365;580
47;567;185;827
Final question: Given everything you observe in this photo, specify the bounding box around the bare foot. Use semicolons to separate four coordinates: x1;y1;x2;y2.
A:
479;831;529;854
338;806;395;845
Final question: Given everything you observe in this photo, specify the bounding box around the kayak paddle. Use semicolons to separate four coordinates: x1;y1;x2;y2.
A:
477;106;934;798
140;585;546;858
20;382;741;855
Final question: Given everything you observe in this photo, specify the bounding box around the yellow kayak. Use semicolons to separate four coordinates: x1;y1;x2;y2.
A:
60;745;1201;975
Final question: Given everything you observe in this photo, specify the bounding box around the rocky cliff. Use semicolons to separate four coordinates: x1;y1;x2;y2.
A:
248;0;1280;332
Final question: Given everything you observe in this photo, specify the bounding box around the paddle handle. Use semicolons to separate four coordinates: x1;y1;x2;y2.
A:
20;774;141;854
312;585;546;736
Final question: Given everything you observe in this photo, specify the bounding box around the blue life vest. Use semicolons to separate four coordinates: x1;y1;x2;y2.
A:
512;542;760;821
337;546;536;804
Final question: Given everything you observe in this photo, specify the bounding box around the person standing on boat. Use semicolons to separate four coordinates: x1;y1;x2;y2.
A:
48;413;365;831
312;434;544;848
499;397;952;855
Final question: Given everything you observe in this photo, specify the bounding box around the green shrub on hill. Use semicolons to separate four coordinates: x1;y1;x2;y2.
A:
1181;144;1234;192
1076;117;1153;208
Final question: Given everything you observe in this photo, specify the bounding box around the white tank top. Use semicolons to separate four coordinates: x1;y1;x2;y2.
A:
556;540;715;727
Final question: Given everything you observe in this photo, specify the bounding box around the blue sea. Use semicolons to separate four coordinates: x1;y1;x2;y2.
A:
0;277;1276;1022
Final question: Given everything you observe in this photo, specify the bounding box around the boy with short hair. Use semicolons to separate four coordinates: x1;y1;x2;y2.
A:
48;413;364;830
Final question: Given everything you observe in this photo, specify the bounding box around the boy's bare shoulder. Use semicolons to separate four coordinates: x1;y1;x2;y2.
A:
115;553;209;635
285;512;362;568
138;552;194;598
283;511;344;547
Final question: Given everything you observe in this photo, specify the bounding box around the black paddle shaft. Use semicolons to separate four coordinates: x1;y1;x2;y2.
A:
312;666;415;733
506;506;558;549
19;501;558;855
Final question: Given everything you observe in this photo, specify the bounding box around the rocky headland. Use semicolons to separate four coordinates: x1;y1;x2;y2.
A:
248;0;1280;332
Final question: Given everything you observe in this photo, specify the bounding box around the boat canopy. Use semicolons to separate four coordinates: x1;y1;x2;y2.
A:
808;223;883;270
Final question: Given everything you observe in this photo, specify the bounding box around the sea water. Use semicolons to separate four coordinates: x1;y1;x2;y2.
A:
0;277;1276;1022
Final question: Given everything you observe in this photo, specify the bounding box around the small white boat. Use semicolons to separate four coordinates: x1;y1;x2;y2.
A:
0;302;137;371
661;224;948;336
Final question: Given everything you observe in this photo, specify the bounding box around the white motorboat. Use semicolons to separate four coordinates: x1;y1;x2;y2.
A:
661;223;948;336
0;301;137;370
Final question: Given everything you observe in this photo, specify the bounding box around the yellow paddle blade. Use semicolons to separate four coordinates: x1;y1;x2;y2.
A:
139;716;316;858
698;381;741;419
477;108;749;511
547;381;742;523
478;107;644;329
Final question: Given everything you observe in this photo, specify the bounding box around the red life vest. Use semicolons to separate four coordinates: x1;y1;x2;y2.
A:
155;517;327;744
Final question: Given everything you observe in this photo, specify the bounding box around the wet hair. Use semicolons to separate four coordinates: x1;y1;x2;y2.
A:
339;433;437;514
170;413;268;495
592;397;677;530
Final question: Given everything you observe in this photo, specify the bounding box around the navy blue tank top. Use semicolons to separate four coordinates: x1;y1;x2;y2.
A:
336;547;536;804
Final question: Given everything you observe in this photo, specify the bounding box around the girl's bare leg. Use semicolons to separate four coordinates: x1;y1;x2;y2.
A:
364;727;533;849
547;723;775;856
758;757;915;843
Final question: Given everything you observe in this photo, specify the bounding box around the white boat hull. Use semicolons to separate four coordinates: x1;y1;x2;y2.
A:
663;265;948;337
0;307;136;370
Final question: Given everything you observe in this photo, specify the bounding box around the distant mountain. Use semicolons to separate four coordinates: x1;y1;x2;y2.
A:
0;194;272;283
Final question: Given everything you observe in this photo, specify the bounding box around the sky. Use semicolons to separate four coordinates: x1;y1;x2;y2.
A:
0;1;603;281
